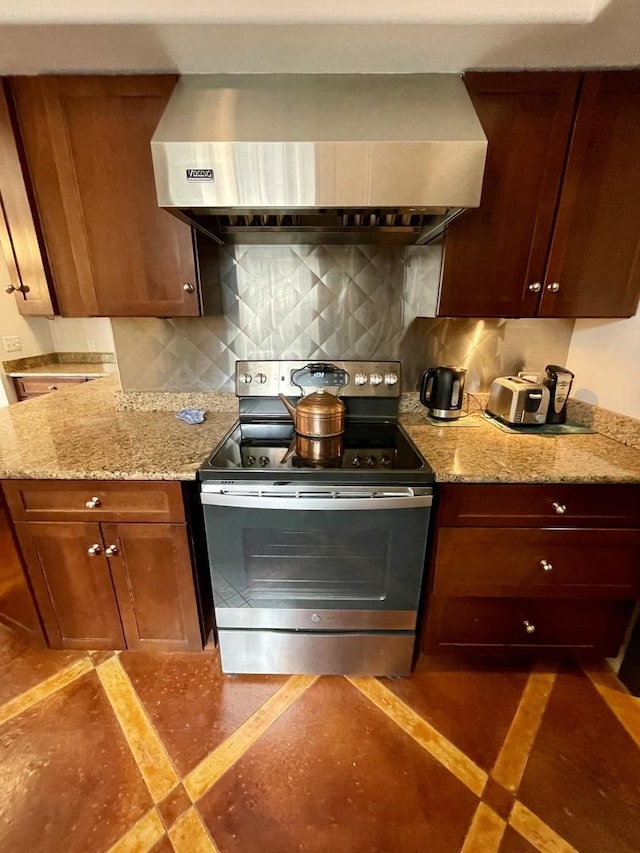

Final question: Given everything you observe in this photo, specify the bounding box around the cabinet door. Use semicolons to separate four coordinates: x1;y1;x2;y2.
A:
103;522;202;652
438;72;580;317
0;491;44;643
0;82;56;315
10;75;199;317
540;72;640;318
14;522;125;650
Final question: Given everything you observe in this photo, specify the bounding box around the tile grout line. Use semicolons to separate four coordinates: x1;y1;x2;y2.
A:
96;656;181;804
169;807;221;853
106;807;166;853
509;801;579;853
460;802;506;853
346;676;488;797
583;666;640;749
183;675;318;802
0;657;93;727
490;661;558;793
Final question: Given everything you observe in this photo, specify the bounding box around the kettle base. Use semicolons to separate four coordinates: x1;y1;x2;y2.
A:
426;406;464;420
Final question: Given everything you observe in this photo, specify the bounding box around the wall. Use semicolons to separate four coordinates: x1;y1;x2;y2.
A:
49;317;115;354
566;309;640;419
112;244;574;393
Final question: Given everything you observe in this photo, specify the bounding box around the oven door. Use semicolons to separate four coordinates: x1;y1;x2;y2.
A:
200;484;432;631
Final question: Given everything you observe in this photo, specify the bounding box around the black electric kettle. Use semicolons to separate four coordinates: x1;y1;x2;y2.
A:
420;366;467;420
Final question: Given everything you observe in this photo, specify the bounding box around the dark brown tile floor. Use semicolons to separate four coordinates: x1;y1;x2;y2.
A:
1;623;640;853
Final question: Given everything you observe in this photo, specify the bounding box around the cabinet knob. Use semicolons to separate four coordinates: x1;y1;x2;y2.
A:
546;282;560;293
48;385;58;391
183;283;195;293
85;496;101;509
540;559;553;572
105;544;118;557
523;620;536;634
552;501;567;514
528;282;542;293
5;283;29;295
87;544;102;556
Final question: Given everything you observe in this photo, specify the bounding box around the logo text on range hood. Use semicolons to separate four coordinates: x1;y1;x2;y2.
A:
152;74;487;246
186;169;214;182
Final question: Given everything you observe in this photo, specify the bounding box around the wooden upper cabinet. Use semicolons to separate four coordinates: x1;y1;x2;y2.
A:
0;81;56;315
439;72;580;318
540;71;640;318
9;75;200;317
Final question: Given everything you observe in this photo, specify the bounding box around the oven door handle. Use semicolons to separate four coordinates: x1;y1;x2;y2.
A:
200;488;432;511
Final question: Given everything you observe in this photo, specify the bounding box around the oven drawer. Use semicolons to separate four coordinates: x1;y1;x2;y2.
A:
438;483;640;528
2;480;185;523
218;629;415;675
424;597;633;655
432;528;640;598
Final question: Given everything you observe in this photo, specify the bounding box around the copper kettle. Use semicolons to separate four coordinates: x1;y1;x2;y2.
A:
278;390;346;438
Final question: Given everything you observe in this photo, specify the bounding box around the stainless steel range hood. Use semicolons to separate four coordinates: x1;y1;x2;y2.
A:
151;74;487;246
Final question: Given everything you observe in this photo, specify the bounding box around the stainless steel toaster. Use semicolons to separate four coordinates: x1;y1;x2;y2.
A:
487;376;550;425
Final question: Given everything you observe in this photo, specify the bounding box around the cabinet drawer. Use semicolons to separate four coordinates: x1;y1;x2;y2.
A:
14;375;89;399
433;528;640;598
438;483;640;528
424;597;633;655
2;480;185;523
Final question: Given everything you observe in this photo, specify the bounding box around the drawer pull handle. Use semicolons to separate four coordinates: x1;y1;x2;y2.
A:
105;545;118;557
87;544;102;556
523;620;536;635
540;559;553;572
85;497;101;509
552;501;567;514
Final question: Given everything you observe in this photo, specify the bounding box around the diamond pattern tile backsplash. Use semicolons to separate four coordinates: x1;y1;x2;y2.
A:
112;244;574;393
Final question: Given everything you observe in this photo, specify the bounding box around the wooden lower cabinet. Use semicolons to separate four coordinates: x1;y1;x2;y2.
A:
12;517;202;652
14;521;125;650
0;491;44;643
421;483;640;656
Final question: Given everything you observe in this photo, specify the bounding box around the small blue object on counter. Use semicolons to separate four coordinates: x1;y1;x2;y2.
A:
175;408;206;425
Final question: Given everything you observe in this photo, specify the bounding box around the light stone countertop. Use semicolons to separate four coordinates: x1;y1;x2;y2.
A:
0;376;237;481
400;411;640;484
1;375;639;483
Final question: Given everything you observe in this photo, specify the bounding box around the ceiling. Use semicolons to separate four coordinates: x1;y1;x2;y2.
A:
0;0;637;74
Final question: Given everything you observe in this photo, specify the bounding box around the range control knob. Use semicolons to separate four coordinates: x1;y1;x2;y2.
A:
239;372;252;384
259;456;270;467
354;373;368;386
384;373;398;386
369;373;383;386
365;455;376;467
246;455;256;466
351;456;362;467
255;372;267;384
380;454;391;467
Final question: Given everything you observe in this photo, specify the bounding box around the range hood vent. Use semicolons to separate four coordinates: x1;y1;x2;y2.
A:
152;74;487;246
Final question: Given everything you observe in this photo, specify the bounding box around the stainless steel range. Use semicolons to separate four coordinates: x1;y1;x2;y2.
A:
199;360;434;676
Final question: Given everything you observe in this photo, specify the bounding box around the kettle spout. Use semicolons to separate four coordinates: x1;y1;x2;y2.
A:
278;392;296;420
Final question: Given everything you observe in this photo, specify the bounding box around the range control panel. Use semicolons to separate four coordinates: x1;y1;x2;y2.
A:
235;360;401;398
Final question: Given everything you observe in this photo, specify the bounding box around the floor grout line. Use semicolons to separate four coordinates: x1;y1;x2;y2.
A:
460;802;506;853
583;666;640;749
169;806;221;852
490;661;558;793
97;656;180;803
106;807;166;853
347;676;488;797
509;801;579;853
183;675;318;802
0;657;93;727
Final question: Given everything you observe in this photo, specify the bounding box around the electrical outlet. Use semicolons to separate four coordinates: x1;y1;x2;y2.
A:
2;335;22;352
87;339;97;352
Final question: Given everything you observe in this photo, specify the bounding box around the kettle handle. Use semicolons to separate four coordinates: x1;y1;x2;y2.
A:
420;369;437;406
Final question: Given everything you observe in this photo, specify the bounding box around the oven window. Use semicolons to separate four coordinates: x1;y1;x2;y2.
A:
241;528;388;601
